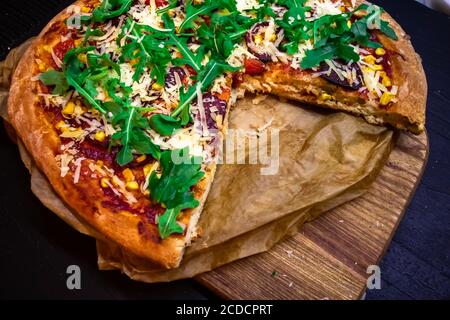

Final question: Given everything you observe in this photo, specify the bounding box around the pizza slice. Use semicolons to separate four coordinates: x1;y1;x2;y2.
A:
8;0;426;269
231;0;426;133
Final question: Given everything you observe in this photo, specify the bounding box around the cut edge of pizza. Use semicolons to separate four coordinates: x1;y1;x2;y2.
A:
7;0;427;269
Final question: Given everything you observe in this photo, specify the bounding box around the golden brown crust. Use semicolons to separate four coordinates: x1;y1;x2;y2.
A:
7;0;220;269
240;1;427;134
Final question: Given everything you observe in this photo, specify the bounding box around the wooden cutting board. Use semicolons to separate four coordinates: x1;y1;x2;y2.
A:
195;131;429;300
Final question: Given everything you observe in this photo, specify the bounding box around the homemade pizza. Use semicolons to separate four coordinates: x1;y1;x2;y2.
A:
7;0;426;268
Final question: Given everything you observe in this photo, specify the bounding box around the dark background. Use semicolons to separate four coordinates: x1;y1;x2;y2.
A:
1;0;449;300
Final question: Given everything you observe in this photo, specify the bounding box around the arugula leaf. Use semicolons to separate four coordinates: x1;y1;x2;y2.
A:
83;27;104;45
301;44;337;69
179;0;219;32
156;0;178;15
39;70;69;95
167;33;203;72
170;59;237;125
84;0;133;24
108;105;161;166
148;148;204;239
63;47;108;114
380;20;398;40
149;114;182;136
119;19;172;84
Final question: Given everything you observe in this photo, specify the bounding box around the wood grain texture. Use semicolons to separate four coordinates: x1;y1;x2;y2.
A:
195;131;429;300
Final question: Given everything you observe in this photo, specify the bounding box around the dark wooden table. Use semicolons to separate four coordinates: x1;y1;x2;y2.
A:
0;0;449;299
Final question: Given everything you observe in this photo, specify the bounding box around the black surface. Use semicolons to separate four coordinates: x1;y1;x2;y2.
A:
0;0;449;300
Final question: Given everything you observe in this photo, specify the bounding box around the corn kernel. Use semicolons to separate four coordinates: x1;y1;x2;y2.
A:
136;155;147;163
269;34;277;42
38;62;47;72
363;55;377;65
151;82;163;90
81;6;91;13
372;64;383;71
380;92;394;106
375;48;386;56
55;121;67;132
143;163;153;176
362;66;372;74
78;53;87;64
94;131;106;142
320;92;332;101
62;102;76;117
74;38;83;47
130;58;138;66
168;9;175;17
126;181;140;191
122;168;135;182
254;34;263;45
96;160;104;167
42;45;52;53
100;178;109;188
382;76;392;87
347;20;352;28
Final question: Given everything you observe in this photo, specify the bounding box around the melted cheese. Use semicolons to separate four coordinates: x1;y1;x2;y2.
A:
236;0;262;12
306;0;344;19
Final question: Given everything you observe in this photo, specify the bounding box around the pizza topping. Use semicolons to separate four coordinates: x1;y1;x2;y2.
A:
38;0;400;239
148;148;204;239
165;66;186;89
319;59;363;90
244;58;266;75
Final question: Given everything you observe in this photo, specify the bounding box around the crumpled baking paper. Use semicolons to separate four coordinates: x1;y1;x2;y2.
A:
1;39;394;283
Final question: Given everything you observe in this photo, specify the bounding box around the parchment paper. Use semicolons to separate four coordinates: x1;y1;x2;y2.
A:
1;39;395;283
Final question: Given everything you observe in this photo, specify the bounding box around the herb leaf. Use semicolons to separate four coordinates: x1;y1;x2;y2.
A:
109;105;161;166
148;148;204;239
39;70;69;95
85;0;133;24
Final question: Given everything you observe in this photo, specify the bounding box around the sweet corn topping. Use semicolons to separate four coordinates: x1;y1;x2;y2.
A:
81;6;91;13
254;34;263;45
151;82;163;90
96;160;104;167
375;48;386;56
380;92;394;106
320;92;332;101
62;102;76;117
100;177;109;188
78;53;87;64
38;62;47;72
74;38;83;47
269;34;277;42
363;55;377;65
126;181;140;191
382;76;392;87
136;155;147;163
372;64;383;71
94;131;106;142
55;120;68;132
122;168;135;182
143;163;153;176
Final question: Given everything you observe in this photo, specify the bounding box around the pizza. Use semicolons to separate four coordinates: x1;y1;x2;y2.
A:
7;0;426;268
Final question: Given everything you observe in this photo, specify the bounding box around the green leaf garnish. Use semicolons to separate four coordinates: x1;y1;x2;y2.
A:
149;148;204;239
108;105;161;166
39;70;69;95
